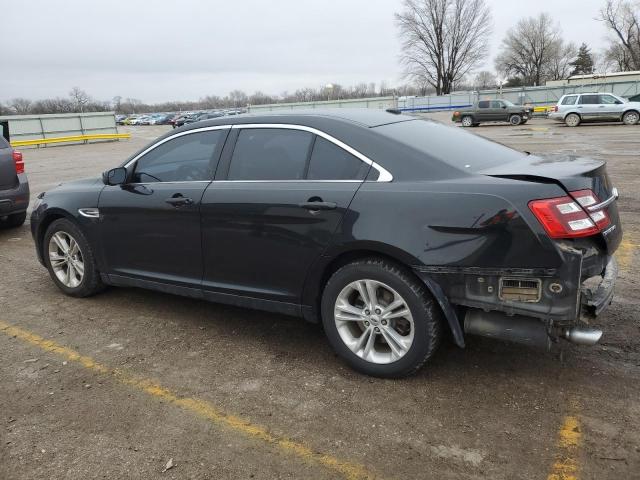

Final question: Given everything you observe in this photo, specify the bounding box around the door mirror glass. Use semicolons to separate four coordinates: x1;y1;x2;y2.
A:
103;167;127;185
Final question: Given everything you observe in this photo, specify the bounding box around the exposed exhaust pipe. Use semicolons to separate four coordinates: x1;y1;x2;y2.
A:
464;310;551;349
464;309;604;348
562;327;603;346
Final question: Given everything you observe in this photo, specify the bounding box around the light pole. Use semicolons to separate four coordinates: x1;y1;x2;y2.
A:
326;83;334;102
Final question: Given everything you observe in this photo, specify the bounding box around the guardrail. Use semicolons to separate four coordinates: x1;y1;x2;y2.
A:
10;133;131;147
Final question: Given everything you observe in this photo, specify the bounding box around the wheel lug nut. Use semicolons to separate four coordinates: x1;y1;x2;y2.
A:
381;320;387;325
364;309;370;315
374;327;380;332
364;321;370;326
375;308;381;314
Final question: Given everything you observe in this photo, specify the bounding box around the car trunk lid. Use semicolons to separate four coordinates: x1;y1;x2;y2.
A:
480;153;622;252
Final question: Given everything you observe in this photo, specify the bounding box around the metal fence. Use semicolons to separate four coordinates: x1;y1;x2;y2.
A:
248;96;396;113
0;112;119;146
247;79;640;114
398;80;640;113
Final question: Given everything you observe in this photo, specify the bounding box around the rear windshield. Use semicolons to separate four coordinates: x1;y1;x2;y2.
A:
373;119;526;172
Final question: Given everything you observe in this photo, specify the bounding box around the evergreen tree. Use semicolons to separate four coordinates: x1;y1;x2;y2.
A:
570;43;594;76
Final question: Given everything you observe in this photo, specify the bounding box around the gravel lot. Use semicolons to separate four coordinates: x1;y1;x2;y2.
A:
1;118;638;480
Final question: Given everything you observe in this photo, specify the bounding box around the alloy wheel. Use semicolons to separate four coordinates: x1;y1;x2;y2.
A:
48;231;85;288
334;279;414;364
461;116;473;127
623;111;639;125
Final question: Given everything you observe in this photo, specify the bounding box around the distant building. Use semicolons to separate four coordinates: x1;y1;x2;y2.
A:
546;70;640;87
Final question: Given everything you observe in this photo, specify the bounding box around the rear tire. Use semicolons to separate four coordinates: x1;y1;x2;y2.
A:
43;218;104;297
461;116;474;127
0;212;27;228
565;113;581;127
622;110;639;125
509;114;522;126
321;258;443;378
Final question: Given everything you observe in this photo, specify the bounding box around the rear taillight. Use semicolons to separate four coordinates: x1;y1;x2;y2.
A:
553;106;558;112
529;189;610;239
13;151;24;174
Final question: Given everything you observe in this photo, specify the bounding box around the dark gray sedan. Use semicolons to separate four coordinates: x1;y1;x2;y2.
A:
0;135;29;228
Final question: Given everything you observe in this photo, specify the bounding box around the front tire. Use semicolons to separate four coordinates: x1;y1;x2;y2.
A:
622;110;639;125
509;114;522;126
43;218;104;297
321;258;443;378
565;113;581;127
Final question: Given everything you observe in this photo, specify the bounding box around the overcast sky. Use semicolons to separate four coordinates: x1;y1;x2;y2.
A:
2;0;612;104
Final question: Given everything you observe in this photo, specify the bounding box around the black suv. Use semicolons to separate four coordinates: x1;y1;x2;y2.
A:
0;132;29;228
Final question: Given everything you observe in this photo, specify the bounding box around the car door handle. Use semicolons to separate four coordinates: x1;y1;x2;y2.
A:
298;201;337;211
165;195;194;207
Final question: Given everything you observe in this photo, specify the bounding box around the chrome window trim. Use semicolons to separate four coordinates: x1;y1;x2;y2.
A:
231;123;393;182
123;125;232;169
122;122;394;183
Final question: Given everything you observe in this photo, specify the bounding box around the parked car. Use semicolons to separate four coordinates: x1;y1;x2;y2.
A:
452;99;533;127
173;113;199;128
115;115;127;125
30;110;622;378
0;135;29;228
549;93;640;127
184;111;225;125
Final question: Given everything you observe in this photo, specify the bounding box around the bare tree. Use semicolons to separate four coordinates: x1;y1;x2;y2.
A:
600;0;640;70
474;70;497;89
9;98;32;115
546;41;578;80
396;0;492;95
495;13;574;86
603;42;635;71
69;87;91;112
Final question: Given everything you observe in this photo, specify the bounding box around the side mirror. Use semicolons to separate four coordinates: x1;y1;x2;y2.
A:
102;167;127;186
502;105;507;109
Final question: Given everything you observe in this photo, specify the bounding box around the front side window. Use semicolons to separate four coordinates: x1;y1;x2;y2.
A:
561;95;578;105
307;137;369;180
599;94;621;105
228;128;313;180
579;95;599;105
490;100;503;108
133;130;222;183
478;101;490;108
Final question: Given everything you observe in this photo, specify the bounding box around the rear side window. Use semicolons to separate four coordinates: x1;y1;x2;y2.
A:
478;101;490;108
228;129;313;180
307;137;369;180
561;96;578;105
133;130;223;183
579;95;599;105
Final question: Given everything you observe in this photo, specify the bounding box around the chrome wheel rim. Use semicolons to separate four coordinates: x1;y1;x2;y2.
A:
48;232;84;288
624;112;639;125
334;279;414;364
462;117;472;127
566;114;579;127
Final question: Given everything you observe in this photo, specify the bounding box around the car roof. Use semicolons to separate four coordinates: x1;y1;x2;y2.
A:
180;109;415;130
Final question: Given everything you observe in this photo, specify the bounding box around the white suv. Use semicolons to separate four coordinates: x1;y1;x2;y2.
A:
549;93;640;127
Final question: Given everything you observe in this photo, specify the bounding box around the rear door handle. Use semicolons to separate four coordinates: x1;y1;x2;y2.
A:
165;194;194;207
298;201;337;211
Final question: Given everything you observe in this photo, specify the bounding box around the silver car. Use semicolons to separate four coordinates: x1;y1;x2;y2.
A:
549;92;640;127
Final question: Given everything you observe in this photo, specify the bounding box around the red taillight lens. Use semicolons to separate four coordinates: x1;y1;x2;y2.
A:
529;189;610;239
13;151;24;174
553;105;558;112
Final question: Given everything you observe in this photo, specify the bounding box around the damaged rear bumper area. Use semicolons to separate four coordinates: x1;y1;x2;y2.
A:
415;256;618;349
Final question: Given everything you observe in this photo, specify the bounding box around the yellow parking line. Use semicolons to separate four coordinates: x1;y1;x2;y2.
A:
617;241;639;273
547;404;581;480
0;320;376;480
